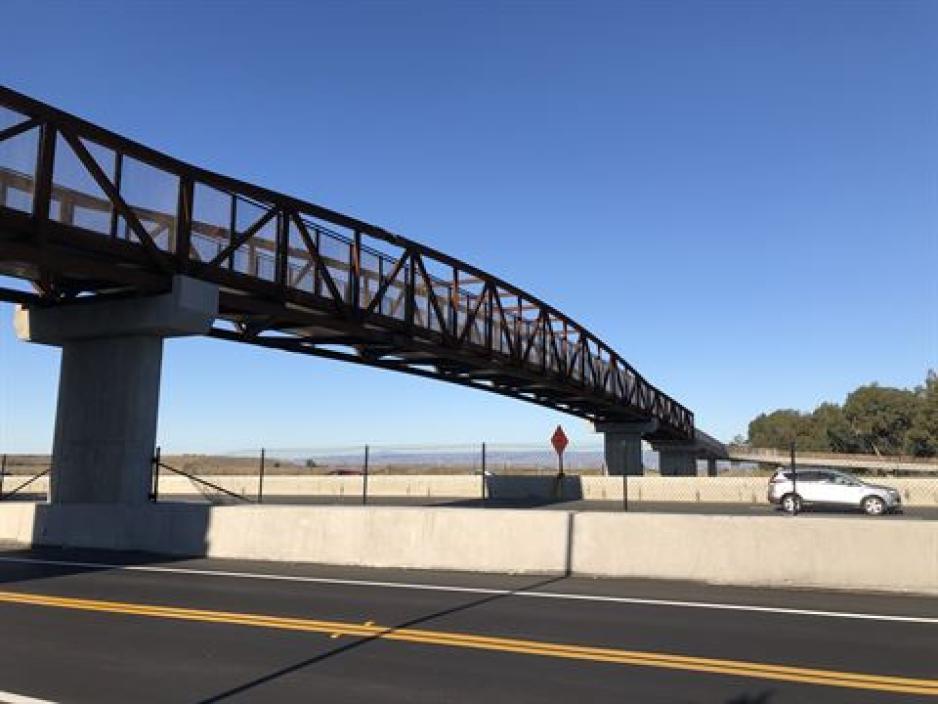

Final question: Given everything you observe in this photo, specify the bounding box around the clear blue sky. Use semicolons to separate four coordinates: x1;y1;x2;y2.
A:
1;0;936;453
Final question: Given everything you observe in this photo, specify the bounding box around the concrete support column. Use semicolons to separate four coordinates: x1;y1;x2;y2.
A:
707;458;718;477
594;420;657;476
658;447;699;477
50;335;163;503
15;276;217;505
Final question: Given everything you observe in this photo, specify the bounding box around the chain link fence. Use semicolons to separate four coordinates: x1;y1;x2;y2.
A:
146;444;938;512
3;446;937;512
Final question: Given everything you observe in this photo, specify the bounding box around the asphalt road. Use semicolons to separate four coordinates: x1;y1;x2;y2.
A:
0;546;934;703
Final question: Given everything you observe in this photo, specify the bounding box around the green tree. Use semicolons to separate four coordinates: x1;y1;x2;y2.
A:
745;371;938;456
811;403;861;453
748;410;818;451
842;384;919;456
906;370;938;456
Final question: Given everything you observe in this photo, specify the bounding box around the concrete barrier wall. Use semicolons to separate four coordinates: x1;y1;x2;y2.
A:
0;503;39;545
571;512;938;595
6;475;938;506
0;503;935;595
1;503;571;574
580;477;769;503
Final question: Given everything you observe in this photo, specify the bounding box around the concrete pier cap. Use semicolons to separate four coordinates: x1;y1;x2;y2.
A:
14;276;218;505
14;275;218;343
653;444;700;476
651;430;729;477
594;420;658;476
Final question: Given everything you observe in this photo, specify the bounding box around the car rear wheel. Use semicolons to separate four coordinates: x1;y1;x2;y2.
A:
862;496;886;516
781;493;802;514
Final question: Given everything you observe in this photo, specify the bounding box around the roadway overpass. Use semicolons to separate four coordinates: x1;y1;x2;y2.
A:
0;86;721;504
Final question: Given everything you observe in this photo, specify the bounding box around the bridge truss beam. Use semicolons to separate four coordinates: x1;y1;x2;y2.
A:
0;85;694;442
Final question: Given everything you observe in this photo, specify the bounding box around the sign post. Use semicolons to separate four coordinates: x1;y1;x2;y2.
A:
551;425;569;501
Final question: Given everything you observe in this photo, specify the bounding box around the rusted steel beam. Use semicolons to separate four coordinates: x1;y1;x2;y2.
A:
457;283;489;347
413;254;449;340
61;130;172;273
0;117;39;144
207;327;628;424
207;206;277;267
363;249;408;317
0;286;43;305
289;212;345;310
175;176;193;270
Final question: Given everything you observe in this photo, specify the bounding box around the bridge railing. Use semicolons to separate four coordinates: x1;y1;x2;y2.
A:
0;88;693;439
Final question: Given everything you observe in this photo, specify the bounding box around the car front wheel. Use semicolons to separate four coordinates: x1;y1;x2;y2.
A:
781;493;802;514
862;496;886;516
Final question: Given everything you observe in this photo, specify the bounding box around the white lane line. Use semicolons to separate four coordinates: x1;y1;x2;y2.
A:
0;555;935;625
0;690;59;704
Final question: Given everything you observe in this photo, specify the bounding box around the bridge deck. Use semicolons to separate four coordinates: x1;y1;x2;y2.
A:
0;86;693;441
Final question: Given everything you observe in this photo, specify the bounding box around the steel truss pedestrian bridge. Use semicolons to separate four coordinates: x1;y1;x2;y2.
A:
0;86;693;444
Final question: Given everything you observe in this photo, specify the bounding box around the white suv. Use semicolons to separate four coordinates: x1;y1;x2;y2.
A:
767;469;902;516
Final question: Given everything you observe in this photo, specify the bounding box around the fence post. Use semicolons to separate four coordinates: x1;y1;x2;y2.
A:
790;440;798;515
362;445;370;505
258;448;266;504
150;446;161;502
0;454;6;498
480;442;487;504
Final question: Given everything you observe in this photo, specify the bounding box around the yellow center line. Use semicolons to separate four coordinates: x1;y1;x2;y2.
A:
0;590;935;696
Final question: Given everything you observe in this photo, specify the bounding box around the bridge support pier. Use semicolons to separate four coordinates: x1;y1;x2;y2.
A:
14;277;217;505
657;446;699;476
594;421;657;476
650;430;728;477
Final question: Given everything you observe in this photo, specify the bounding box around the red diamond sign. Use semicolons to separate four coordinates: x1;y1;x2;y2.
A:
551;425;569;455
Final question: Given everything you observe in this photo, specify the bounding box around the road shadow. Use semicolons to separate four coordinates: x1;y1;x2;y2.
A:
0;501;212;587
725;690;775;704
439;496;582;509
0;492;46;502
196;574;569;703
0;544;203;588
480;474;584;505
195;564;780;704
